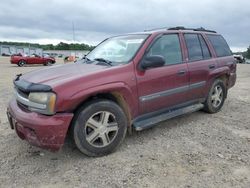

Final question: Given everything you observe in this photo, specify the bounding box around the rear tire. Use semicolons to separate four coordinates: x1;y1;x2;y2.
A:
203;79;226;113
18;60;26;67
71;99;127;157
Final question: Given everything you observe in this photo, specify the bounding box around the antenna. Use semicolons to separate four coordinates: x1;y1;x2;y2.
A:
72;21;76;42
72;21;77;61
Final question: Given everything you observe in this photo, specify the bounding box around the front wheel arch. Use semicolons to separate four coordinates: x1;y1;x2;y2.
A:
71;92;132;130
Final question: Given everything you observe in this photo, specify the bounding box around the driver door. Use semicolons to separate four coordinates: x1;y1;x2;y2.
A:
29;54;41;64
136;34;189;115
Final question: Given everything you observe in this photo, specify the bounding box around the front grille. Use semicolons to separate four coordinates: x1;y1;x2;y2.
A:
16;87;29;99
17;101;30;111
15;87;30;111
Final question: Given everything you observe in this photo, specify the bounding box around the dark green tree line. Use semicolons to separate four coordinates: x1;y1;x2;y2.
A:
0;41;95;51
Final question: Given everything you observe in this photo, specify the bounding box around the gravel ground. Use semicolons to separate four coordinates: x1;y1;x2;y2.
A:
0;57;250;188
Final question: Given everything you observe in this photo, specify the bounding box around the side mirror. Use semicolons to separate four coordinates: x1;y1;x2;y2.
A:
140;55;165;70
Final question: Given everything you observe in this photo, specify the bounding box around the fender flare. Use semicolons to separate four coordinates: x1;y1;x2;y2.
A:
58;82;138;121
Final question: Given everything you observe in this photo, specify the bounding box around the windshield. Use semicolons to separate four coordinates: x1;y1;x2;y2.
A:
86;34;149;65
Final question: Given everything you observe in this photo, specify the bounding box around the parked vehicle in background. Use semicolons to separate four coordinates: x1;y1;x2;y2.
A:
7;26;236;156
245;59;250;64
10;53;56;66
2;52;12;56
234;54;245;63
11;53;23;57
64;55;79;63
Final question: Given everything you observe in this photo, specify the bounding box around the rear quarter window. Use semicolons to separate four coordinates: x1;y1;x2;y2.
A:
207;35;232;57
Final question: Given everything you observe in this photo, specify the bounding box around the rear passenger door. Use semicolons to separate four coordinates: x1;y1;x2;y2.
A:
206;34;236;79
183;33;215;101
136;34;189;115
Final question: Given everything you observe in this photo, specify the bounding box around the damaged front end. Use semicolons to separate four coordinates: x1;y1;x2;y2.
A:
7;75;73;151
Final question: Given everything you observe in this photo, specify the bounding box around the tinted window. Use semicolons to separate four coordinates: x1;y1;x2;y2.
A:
184;34;203;61
87;34;149;64
147;34;182;65
185;34;212;61
199;35;211;59
207;35;232;57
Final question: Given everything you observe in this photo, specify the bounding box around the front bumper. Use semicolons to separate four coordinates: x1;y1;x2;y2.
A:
7;99;74;151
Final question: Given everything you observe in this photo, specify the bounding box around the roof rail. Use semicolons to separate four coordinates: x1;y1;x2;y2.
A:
168;26;216;33
144;26;169;32
144;26;217;33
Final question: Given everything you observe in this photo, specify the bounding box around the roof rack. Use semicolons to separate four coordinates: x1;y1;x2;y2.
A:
144;26;216;33
144;27;169;32
168;26;216;33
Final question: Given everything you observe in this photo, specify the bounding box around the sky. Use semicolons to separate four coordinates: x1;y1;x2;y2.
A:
0;0;249;52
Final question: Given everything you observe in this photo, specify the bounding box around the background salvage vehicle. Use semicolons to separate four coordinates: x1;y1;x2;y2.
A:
233;54;246;64
10;53;56;66
7;27;236;156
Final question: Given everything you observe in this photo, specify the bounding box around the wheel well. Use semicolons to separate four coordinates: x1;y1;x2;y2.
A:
216;74;229;87
73;92;132;132
215;74;229;97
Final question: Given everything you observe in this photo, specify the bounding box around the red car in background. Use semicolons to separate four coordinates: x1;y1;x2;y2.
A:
10;54;56;67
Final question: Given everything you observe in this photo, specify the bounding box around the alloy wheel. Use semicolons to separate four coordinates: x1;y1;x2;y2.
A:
85;111;118;148
211;85;223;108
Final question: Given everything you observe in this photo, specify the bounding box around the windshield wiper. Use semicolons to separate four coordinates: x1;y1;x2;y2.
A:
94;58;113;66
84;56;91;62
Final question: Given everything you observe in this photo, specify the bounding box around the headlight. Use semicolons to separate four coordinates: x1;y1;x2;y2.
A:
28;92;56;115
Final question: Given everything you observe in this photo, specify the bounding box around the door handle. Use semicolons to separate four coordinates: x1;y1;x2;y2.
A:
177;70;186;75
208;64;215;69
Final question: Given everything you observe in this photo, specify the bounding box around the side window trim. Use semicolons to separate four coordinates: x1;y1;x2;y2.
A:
144;34;164;54
143;33;184;67
198;34;212;60
198;35;205;58
201;33;217;58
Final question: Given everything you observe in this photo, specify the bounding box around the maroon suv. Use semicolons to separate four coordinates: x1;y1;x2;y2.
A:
7;27;236;156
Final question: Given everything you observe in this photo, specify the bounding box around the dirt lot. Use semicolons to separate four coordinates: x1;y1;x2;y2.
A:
0;57;249;188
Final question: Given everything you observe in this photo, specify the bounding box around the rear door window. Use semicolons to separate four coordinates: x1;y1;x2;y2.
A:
184;34;203;61
185;34;212;62
207;35;232;57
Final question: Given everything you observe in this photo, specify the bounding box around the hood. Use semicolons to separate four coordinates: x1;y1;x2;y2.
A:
20;63;108;88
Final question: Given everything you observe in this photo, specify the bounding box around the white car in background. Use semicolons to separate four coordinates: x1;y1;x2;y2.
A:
234;54;246;63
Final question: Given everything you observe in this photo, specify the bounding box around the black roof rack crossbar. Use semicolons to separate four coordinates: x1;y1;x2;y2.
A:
168;26;216;33
144;26;216;33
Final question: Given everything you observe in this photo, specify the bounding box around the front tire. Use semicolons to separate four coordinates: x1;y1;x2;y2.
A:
203;79;226;113
45;61;53;66
71;99;127;157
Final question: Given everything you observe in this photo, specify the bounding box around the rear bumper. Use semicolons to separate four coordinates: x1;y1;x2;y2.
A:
7;99;74;151
228;72;236;89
